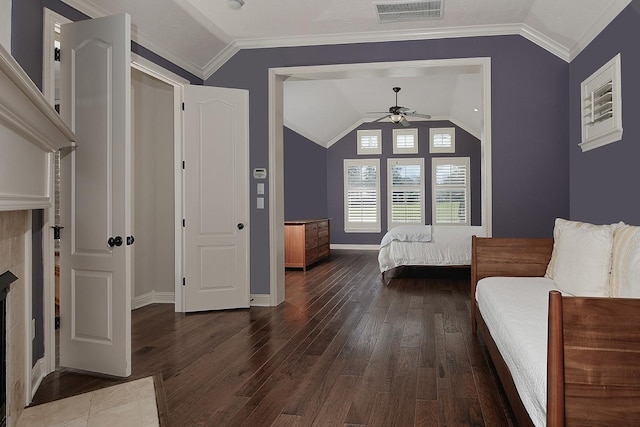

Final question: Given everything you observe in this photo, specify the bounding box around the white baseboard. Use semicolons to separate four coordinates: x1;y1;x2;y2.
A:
330;244;379;251
250;294;272;307
31;357;46;400
133;291;175;309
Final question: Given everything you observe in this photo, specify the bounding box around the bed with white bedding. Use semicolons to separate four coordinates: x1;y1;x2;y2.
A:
378;225;485;274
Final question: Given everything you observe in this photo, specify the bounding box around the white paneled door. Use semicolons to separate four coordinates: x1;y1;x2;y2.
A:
59;14;132;377
183;85;250;312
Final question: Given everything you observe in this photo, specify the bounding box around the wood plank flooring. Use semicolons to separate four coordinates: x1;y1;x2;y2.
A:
32;250;514;426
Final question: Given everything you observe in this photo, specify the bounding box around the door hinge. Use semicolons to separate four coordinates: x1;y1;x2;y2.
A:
182;219;186;227
182;102;185;111
182;160;185;169
182;277;186;286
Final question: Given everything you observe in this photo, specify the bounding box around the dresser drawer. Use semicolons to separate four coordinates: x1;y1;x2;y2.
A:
317;244;330;259
317;231;329;246
305;248;318;264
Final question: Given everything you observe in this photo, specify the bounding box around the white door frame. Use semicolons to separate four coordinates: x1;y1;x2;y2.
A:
268;58;493;305
40;8;189;385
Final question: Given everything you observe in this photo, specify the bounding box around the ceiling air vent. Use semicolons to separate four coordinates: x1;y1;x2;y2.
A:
375;1;444;23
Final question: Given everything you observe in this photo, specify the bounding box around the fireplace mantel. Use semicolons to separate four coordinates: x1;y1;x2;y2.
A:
0;43;76;211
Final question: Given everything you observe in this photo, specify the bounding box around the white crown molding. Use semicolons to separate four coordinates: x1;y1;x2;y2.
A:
519;24;571;62
202;41;241;81
569;0;631;61
202;22;572;78
326;119;368;148
132;29;204;80
283;119;328;148
447;117;481;140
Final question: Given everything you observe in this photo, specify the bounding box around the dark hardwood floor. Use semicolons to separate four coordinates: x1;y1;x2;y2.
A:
33;250;514;426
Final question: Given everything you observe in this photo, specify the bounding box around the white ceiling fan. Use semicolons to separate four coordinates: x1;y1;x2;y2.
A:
369;86;431;127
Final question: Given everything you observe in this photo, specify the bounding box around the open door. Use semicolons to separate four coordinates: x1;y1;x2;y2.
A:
59;14;132;377
183;85;250;312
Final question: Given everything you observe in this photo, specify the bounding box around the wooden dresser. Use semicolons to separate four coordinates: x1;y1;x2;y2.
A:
284;219;330;271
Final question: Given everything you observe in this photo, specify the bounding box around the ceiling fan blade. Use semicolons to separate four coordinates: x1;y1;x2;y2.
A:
400;116;410;127
406;112;432;119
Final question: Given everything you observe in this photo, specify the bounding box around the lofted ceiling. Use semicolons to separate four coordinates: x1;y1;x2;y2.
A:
61;0;631;146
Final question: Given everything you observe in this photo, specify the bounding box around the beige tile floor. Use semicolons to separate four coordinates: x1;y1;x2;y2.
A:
16;377;159;427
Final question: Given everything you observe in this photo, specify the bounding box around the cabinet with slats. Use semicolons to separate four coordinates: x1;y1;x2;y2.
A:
284;219;330;271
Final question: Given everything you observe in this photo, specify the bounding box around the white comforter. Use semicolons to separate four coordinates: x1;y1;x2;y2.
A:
378;225;485;273
476;277;567;427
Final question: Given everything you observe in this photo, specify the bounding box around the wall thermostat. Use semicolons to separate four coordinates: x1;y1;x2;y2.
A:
253;168;267;179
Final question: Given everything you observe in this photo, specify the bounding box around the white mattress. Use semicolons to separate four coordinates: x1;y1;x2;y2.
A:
476;277;563;427
378;225;485;273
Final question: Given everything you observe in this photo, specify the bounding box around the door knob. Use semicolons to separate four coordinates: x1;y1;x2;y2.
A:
237;223;245;230
108;236;124;247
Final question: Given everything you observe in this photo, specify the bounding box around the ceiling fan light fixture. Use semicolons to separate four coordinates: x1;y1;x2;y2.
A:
227;0;244;9
390;114;403;123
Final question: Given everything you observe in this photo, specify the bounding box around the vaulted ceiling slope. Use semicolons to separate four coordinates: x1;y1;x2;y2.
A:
63;0;630;80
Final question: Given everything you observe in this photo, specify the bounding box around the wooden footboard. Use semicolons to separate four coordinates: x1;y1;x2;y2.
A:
471;236;553;332
547;291;640;426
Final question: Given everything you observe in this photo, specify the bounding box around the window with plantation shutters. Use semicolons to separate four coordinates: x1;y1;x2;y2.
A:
393;128;418;154
432;157;470;225
344;159;380;232
580;53;622;152
387;158;424;229
357;129;382;155
429;127;455;153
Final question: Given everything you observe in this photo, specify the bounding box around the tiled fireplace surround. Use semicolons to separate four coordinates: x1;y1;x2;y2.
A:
0;210;28;426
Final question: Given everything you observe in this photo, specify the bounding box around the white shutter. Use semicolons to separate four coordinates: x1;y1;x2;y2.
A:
357;129;382;155
432;157;470;225
580;53;622;152
387;158;424;229
393;128;418;154
344;159;380;232
429;127;455;153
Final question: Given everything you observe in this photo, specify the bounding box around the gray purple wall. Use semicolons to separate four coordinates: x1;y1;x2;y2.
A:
327;120;481;245
283;128;328;220
569;3;640;225
206;35;570;293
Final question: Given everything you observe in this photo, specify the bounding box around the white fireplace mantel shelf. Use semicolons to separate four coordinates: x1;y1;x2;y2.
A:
0;43;76;211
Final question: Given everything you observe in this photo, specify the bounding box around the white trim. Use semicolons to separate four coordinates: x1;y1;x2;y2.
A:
330;244;380;251
250;294;272;307
133;291;175;309
447;117;480;140
269;58;493;304
268;70;286;307
326;119;367;148
24;211;33;406
207;23;571;78
30;357;46;400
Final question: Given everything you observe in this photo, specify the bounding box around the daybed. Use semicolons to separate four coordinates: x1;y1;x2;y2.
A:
471;219;640;427
378;224;485;276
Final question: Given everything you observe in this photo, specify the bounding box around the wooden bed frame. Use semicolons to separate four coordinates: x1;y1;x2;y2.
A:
471;236;640;426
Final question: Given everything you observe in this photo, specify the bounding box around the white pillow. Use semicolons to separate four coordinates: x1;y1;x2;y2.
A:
545;218;621;279
611;225;640;298
553;226;613;297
